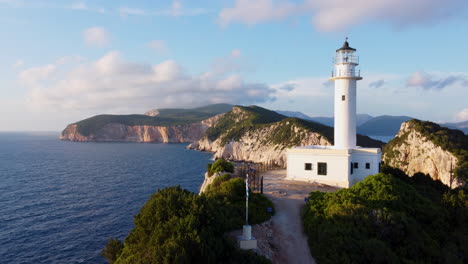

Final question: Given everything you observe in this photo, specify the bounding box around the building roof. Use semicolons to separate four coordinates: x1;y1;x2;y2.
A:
336;40;356;52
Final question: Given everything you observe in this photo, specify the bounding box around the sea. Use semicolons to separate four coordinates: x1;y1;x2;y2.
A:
0;132;213;264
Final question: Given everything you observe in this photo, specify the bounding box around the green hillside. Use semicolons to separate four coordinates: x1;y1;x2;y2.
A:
205;105;383;148
73;104;233;136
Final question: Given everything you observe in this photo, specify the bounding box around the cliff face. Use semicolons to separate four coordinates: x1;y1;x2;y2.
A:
188;107;332;166
383;121;463;187
60;114;224;143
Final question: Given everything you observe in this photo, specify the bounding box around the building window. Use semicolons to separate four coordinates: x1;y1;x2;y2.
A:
318;162;327;175
305;163;312;171
342;95;346;101
353;162;359;169
366;163;370;169
350;162;353;174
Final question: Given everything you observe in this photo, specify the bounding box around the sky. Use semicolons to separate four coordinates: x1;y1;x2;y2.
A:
1;0;467;131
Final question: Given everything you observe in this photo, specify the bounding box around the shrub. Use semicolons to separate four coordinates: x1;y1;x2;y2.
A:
302;172;467;264
209;159;235;175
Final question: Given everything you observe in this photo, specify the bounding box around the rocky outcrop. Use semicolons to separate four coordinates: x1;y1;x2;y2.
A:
383;121;462;187
188;120;331;167
60;114;224;142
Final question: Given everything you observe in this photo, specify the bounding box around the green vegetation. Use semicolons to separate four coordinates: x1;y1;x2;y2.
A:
383;119;468;183
207;158;235;176
109;164;274;264
73;104;232;136
101;238;124;264
303;167;467;264
205;105;383;148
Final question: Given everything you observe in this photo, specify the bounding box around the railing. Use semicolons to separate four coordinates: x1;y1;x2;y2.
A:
233;161;284;193
334;54;359;64
331;69;361;78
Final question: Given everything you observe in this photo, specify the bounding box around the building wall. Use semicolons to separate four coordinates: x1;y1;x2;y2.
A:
286;149;382;188
349;152;382;185
286;151;351;188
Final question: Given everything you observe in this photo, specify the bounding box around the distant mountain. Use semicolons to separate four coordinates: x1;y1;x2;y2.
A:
440;120;468;134
357;115;413;136
276;110;373;127
274;110;314;121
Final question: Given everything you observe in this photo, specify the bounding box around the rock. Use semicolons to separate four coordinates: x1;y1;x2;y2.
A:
383;121;463;188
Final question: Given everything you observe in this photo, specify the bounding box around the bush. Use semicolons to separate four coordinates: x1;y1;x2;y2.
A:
302;172;467;264
102;238;124;264
208;159;235;175
113;179;274;264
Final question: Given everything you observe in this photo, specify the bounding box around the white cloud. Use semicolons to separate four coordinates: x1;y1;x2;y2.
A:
83;27;110;47
19;64;56;84
23;51;276;113
455;109;468;122
119;7;147;17
171;0;183;16
118;1;209;18
230;49;242;58
219;0;467;31
406;71;467;90
149;40;169;54
68;2;106;13
219;0;297;26
13;59;24;68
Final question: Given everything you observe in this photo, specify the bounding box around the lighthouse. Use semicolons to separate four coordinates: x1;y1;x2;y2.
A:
331;38;361;149
286;39;381;188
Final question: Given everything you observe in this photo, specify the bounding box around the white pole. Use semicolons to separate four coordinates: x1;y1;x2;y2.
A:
245;174;249;225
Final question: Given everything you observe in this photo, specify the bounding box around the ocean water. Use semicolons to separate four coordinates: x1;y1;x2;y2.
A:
0;132;213;264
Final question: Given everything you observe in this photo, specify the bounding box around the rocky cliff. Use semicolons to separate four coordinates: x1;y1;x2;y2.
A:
188;106;382;167
383;120;467;187
60;114;224;143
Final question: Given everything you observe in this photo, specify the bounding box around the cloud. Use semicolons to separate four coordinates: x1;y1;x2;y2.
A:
455;108;468;122
219;0;467;31
369;79;385;89
19;64;56;84
278;83;296;92
83;27;110;47
13;59;24;68
68;2;105;13
406;71;467;90
149;40;169;54
230;49;242;58
219;0;297;26
119;7;147;17
119;1;209;18
23;51;276;113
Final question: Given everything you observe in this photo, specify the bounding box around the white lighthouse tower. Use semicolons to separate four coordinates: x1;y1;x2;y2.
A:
332;38;361;149
286;39;381;188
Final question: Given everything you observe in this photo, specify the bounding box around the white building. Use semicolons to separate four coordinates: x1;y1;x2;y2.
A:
286;40;381;188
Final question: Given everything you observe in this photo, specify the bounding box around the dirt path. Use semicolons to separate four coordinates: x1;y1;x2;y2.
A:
258;170;338;264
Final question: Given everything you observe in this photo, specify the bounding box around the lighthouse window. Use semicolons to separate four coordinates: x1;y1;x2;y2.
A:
304;163;312;171
318;162;327;175
342;95;346;101
366;163;370;169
